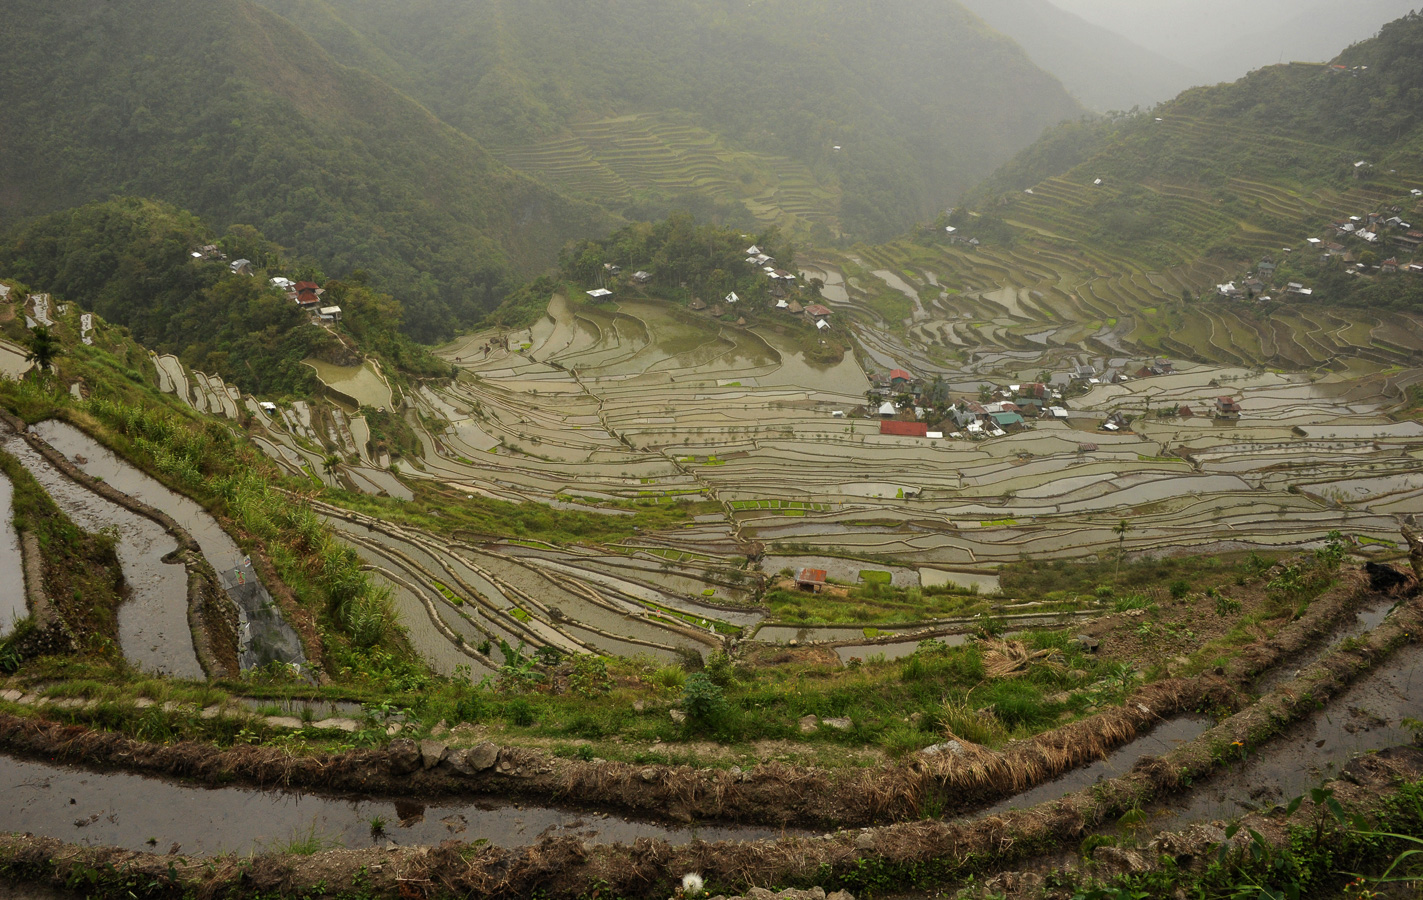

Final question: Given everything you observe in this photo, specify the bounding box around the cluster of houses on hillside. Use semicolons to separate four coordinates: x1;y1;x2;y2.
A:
586;246;835;331
193;244;343;324
269;276;342;323
863;357;1243;442
1218;195;1423;301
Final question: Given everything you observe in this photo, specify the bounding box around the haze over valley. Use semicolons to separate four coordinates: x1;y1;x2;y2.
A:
4;5;1423;899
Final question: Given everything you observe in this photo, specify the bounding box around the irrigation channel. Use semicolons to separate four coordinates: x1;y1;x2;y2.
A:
0;755;786;856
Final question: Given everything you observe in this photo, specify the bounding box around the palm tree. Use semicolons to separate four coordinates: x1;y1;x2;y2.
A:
1113;518;1132;577
24;325;61;375
322;454;341;478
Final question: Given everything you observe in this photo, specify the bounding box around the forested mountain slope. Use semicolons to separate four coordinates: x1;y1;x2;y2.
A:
0;0;611;342
840;12;1423;376
254;0;1085;241
970;10;1423;265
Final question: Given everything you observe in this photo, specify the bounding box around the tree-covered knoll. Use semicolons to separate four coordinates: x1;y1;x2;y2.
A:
255;0;1084;241
0;0;613;344
0;198;446;396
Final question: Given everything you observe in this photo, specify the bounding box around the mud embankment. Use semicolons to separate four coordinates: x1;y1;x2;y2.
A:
0;574;1415;898
0;572;1401;835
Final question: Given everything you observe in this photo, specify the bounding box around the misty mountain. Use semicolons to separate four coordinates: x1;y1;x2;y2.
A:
0;0;611;341
958;0;1205;112
254;0;1085;240
971;10;1423;274
1049;0;1421;84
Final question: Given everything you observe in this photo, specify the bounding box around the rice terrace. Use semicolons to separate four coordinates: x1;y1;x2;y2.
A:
9;3;1423;900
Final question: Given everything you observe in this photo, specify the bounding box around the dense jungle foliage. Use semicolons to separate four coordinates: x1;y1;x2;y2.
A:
0;198;446;395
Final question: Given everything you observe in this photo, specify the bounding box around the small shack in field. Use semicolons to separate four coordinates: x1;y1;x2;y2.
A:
796;568;828;592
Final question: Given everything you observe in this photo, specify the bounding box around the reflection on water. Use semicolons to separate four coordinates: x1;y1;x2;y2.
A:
0;754;782;857
0;472;25;636
0;425;201;679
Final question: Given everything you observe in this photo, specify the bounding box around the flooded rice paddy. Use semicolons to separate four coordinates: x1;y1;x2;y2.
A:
33;421;304;672
304;360;392;410
0;755;783;856
1147;641;1423;833
0;423;201;679
0;471;24;636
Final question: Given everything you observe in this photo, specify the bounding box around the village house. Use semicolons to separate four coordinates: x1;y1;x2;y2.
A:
230;259;254;276
317;305;342;323
586;288;614;299
1215;396;1242;417
1257;260;1277;281
805;304;831;320
295;281;322;308
632;271;653;284
603;263;622;276
990;411;1026;432
1101;411;1129;432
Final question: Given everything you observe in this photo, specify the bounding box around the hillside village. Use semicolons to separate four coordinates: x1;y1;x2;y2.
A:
1217;190;1423;301
855;356;1247;443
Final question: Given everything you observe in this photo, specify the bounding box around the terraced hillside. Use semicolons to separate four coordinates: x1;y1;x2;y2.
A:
495;115;841;236
253;0;1085;240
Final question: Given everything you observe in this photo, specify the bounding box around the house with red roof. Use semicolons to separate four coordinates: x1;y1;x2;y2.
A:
880;421;929;438
294;281;322;307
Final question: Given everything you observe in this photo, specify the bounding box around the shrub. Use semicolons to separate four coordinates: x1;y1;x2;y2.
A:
504;698;535;727
1169;579;1191;599
703;651;737;688
570;655;612;698
681;673;726;725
